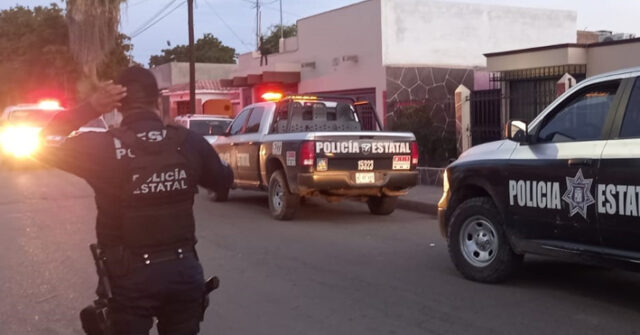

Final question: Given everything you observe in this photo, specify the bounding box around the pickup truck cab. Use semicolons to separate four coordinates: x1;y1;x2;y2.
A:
213;95;419;220
439;66;640;283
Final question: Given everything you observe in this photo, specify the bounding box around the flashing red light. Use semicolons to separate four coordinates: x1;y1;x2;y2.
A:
299;141;315;167
410;141;419;166
38;99;62;110
261;92;283;101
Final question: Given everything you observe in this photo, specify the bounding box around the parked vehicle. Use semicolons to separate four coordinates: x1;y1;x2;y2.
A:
439;66;640;282
175;114;232;144
213;95;419;220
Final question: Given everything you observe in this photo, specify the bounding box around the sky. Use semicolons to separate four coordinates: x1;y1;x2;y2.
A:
3;0;640;65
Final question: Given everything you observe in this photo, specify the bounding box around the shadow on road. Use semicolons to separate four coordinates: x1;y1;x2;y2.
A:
509;259;640;310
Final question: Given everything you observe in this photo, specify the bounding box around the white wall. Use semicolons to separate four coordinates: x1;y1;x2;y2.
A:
587;41;640;77
381;0;577;67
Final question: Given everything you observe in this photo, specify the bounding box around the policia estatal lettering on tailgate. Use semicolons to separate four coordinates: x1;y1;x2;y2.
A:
315;141;410;154
509;179;640;217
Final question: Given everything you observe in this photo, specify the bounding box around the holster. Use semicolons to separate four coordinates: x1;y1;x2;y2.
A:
101;246;131;278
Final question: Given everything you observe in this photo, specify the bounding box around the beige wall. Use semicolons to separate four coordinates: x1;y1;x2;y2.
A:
487;47;587;72
233;0;387;117
381;0;577;67
150;63;238;89
587;42;640;77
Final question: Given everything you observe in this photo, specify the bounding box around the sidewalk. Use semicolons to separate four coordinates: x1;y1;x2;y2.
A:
397;185;442;215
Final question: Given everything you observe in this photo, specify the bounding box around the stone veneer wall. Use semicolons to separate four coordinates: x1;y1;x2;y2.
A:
385;66;474;137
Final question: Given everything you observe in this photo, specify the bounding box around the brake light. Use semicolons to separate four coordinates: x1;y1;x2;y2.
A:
299;141;315;166
410;141;419;166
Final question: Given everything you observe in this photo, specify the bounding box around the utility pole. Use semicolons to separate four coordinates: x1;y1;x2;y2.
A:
256;0;260;50
188;0;196;115
280;0;283;39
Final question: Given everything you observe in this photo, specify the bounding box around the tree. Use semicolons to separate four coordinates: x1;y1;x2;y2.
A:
65;0;125;82
261;24;297;55
148;33;236;67
0;4;132;108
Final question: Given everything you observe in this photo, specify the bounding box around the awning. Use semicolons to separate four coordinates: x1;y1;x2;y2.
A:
221;71;300;88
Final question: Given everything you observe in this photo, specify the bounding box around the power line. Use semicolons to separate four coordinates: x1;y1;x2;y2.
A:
129;0;179;37
204;0;252;49
131;0;187;38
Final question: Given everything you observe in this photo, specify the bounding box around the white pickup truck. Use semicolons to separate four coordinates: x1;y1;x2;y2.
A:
212;95;419;220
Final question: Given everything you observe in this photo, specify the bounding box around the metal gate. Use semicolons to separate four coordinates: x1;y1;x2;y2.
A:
469;89;502;146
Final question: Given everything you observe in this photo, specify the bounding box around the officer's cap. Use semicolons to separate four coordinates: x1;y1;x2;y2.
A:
115;66;159;106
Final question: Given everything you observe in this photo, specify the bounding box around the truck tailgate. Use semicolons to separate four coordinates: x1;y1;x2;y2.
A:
309;132;417;172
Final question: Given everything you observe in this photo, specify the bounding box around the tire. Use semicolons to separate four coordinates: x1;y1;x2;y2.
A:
447;197;523;283
268;170;300;220
208;187;229;202
367;196;397;215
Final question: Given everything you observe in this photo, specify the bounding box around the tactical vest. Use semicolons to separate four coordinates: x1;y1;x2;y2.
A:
110;126;198;251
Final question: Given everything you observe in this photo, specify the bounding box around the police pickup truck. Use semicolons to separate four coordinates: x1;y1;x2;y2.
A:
439;66;640;283
212;95;418;220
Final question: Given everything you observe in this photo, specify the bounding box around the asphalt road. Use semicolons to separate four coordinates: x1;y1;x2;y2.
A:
1;169;640;335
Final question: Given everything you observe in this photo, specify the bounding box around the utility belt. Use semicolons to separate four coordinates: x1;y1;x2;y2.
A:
100;244;198;277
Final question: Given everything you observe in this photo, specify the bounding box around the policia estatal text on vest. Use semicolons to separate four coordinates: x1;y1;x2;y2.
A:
36;67;233;335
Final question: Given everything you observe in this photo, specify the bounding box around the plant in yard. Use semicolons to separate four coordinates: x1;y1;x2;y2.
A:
390;103;457;167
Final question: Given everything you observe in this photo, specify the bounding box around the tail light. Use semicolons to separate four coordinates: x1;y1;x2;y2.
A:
410;141;419;166
299;141;315;166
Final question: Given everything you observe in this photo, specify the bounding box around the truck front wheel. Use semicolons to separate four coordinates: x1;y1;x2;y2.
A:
367;196;397;215
268;170;300;220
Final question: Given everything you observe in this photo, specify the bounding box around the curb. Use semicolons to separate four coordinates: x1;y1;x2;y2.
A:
397;198;438;216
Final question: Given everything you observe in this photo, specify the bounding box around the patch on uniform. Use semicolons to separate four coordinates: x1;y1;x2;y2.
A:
562;169;595;219
272;141;282;155
286;151;296;166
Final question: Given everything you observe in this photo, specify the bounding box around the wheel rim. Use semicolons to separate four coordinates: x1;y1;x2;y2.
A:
459;216;498;267
272;180;284;212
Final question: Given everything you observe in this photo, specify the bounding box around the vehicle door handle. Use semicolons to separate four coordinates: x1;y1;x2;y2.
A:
248;141;254;145
568;158;592;167
229;142;235;146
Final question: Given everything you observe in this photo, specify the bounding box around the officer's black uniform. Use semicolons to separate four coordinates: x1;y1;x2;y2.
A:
38;67;233;335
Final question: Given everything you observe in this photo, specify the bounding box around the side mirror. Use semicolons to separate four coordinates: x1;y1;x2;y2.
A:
505;120;529;144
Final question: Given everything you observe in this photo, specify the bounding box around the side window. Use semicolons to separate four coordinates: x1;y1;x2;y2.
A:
245;107;265;134
537;81;620;143
619;78;640;138
229;109;251;136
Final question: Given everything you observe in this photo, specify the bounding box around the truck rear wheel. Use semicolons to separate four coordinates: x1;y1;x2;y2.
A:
268;170;300;220
448;197;523;283
367;196;397;215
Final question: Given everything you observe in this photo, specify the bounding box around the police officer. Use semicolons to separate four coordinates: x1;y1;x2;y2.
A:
38;66;233;334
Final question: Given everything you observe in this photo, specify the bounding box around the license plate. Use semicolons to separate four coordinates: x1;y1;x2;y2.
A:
392;155;411;170
355;172;375;184
358;159;374;170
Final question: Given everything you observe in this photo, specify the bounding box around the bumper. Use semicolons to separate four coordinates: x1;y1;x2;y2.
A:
297;170;418;195
437;189;450;239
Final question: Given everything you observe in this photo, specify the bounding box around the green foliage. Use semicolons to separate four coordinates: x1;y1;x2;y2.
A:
390;104;457;167
0;4;132;107
148;33;236;67
260;24;297;55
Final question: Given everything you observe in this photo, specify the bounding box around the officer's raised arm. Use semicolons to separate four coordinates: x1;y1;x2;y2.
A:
41;82;127;138
196;134;234;194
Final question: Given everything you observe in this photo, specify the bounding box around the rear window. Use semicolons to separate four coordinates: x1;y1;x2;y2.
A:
189;119;232;136
273;101;361;133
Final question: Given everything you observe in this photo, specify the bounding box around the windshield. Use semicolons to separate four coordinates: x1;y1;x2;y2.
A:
189;119;231;136
8;109;58;126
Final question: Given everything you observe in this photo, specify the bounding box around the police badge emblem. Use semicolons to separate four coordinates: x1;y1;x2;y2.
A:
562;169;595;219
360;142;372;155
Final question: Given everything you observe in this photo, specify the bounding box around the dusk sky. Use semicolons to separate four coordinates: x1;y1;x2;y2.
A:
3;0;640;65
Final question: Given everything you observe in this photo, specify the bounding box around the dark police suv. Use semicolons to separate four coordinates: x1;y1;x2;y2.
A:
439;66;640;283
